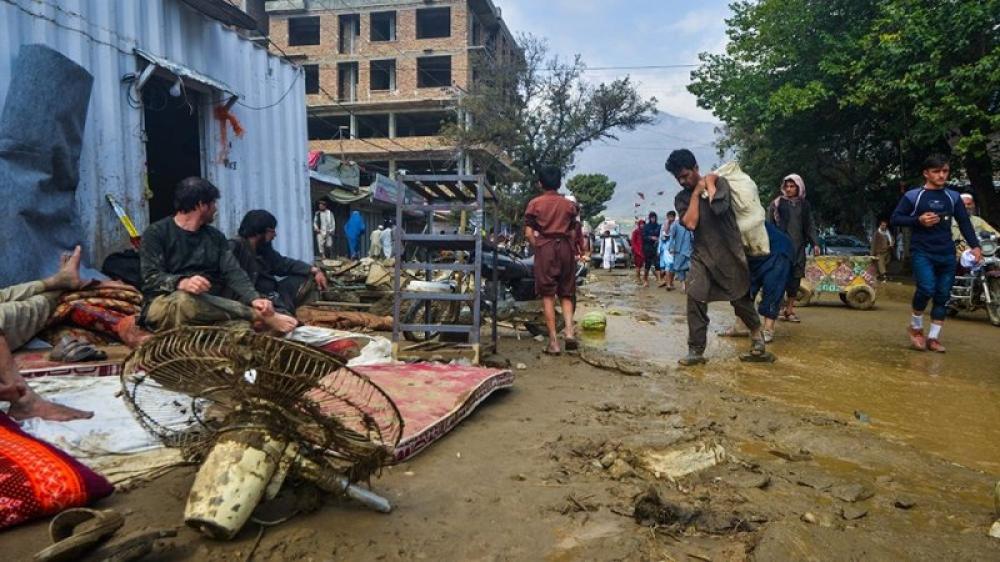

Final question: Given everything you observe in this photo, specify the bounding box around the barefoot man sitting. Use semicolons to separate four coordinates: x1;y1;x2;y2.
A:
139;177;298;334
1;247;92;421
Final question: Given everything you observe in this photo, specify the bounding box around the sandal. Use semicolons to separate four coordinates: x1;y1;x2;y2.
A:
49;337;107;363
740;339;776;363
542;348;562;356
35;508;125;562
784;312;801;323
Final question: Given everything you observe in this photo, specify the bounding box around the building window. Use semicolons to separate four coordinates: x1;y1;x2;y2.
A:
357;114;390;139
417;56;451;88
303;64;319;94
370;11;396;42
416;7;451;39
370;59;396;91
395;111;455;137
339;14;360;54
288;16;320;46
338;62;358;102
308;114;351;141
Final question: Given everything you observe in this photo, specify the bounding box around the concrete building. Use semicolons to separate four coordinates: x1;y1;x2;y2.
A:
265;0;519;184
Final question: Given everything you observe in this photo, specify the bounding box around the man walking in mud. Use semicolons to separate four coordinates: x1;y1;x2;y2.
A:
524;165;581;355
665;149;772;365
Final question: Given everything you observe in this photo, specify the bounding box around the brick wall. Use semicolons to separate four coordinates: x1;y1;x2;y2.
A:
270;0;474;104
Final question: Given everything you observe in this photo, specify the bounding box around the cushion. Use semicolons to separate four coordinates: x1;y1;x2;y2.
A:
0;413;113;529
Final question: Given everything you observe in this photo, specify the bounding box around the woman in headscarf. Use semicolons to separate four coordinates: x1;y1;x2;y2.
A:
768;173;820;322
630;220;646;284
343;210;366;259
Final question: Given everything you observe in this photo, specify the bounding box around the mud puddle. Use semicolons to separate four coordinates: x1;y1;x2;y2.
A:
582;274;1000;476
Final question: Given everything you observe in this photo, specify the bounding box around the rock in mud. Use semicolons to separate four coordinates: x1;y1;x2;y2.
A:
641;442;726;480
727;472;771;490
841;506;868;521
608;459;636;479
830;483;874;503
893;497;916;510
801;512;818;524
990;520;1000;540
599;452;617;468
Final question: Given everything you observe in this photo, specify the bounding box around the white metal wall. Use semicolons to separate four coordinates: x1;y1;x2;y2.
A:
0;0;311;264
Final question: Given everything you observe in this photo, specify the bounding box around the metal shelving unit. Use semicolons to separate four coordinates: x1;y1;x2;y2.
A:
391;174;499;364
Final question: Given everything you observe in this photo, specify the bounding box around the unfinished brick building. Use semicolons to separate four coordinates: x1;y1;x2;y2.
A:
266;0;519;184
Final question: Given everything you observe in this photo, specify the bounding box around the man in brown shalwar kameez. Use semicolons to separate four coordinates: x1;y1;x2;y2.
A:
666;149;773;366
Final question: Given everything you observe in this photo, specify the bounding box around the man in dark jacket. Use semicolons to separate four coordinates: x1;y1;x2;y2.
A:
139;178;298;334
891;154;981;353
230;210;328;313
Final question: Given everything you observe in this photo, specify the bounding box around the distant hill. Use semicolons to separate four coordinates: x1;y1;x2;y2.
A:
571;114;723;223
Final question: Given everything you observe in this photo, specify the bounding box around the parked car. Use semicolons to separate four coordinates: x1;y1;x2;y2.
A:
820;235;870;256
591;234;634;268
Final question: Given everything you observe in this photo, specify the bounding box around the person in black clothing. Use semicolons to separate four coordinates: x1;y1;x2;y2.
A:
891;154;981;353
641;212;661;287
230;210;329;314
139;177;298;334
767;173;820;323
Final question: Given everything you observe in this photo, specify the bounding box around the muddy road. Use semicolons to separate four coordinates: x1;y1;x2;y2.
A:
5;272;1000;561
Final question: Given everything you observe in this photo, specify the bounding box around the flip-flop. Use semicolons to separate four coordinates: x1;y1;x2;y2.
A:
542;348;562;356
35;508;125;562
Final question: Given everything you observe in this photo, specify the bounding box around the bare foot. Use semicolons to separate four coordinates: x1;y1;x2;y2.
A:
9;393;93;422
44;245;85;291
0;381;27;402
261;312;299;334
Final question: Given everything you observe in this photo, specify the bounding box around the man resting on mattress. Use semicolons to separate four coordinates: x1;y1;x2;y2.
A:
0;246;92;421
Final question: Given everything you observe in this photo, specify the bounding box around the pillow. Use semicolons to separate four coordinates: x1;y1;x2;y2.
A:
0;413;114;529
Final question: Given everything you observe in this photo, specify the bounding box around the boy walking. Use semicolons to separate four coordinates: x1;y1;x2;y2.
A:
524;166;582;355
891;154;981;352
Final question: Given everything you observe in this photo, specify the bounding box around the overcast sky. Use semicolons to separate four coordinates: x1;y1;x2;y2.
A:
497;0;732;124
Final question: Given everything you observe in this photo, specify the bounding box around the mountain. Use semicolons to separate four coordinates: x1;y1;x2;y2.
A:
571;113;723;222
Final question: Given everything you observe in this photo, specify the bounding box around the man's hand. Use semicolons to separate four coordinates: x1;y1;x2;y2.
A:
918;212;941;227
178;275;211;295
251;298;275;317
312;267;329;291
972;247;983;264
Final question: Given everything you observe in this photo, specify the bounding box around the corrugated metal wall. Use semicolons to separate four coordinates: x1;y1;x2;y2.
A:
0;0;310;265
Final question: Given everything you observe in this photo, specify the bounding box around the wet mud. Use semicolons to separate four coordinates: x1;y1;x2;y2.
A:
4;271;999;561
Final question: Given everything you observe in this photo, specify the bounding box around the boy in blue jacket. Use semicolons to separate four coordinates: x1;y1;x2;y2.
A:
891;154;982;352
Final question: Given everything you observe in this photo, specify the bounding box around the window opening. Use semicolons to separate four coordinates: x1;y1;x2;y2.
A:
416;7;451;39
417;56;451;88
370;11;396;41
303;64;319;94
288;16;320;46
370;59;396;91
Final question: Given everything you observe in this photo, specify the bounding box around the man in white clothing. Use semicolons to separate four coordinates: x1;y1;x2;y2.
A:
313;199;335;258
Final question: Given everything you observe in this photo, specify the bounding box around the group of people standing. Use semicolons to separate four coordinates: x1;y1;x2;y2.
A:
625;211;693;290
313;199;393;261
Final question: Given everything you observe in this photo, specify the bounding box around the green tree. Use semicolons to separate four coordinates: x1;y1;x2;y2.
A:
690;0;1000;228
566;174;616;224
446;35;658;223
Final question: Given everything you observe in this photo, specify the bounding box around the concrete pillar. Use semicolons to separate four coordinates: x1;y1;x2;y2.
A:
388;112;397;138
349;113;358;138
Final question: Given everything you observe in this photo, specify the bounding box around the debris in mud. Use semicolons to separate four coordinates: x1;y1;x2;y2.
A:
829;483;874;503
608;459;636;480
726;471;771;490
600;452;617;468
853;410;872;424
642;443;727;480
768;448;812;462
633;486;700;528
990;520;1000;540
893;497;916;510
801;512;817;524
841;506;868;521
579;348;648;376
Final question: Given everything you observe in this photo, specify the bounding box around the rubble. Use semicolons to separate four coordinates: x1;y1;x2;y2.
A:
640;442;727;480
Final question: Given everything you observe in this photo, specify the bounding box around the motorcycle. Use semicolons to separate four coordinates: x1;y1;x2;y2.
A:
402;248;589;341
949;231;1000;326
